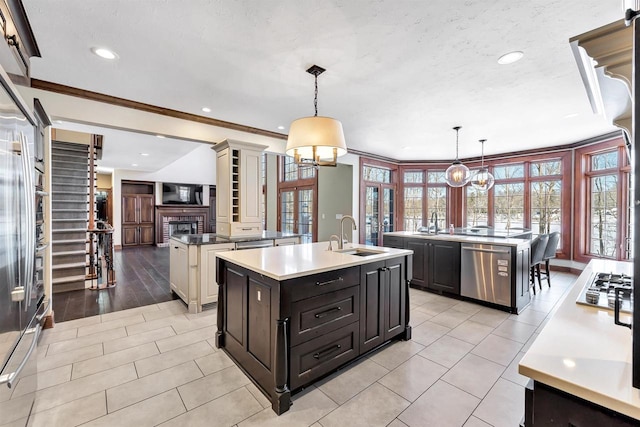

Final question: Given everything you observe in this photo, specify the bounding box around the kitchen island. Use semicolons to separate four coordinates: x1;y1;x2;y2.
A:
214;242;413;414
519;259;639;425
383;231;531;313
169;231;300;313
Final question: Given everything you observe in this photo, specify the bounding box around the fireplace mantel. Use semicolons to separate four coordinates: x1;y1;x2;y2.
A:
155;206;210;246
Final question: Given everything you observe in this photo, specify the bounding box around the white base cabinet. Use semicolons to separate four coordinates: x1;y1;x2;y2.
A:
170;241;235;313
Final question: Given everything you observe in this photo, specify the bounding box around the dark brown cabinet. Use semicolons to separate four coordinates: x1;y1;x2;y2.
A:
359;258;406;353
398;238;460;294
122;194;154;246
216;255;411;415
427;240;460;294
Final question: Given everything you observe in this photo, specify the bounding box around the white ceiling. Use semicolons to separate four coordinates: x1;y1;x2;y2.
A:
23;1;625;163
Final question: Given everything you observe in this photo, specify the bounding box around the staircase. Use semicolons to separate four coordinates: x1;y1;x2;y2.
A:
51;141;90;293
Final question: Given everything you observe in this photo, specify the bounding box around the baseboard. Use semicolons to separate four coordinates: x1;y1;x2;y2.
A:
43;312;55;329
114;245;122;250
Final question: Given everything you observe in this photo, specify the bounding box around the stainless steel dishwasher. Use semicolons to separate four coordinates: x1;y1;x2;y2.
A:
234;240;274;250
460;243;511;306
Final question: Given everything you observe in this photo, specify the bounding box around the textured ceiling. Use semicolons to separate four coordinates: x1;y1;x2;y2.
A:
23;0;624;161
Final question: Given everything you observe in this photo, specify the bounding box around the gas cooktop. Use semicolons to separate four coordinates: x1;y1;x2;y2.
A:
576;272;633;314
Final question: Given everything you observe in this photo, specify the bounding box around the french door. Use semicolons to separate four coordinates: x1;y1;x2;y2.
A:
279;186;315;243
364;184;395;246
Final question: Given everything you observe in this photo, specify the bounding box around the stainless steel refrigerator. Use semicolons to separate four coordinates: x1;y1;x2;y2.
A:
0;68;46;424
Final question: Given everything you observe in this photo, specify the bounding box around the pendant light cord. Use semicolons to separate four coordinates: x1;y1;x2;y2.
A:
453;126;461;160
480;139;486;168
314;73;319;117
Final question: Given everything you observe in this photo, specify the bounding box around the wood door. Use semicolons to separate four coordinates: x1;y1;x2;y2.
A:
406;239;426;288
384;258;405;340
139;225;154;245
363;184;395;246
122;195;138;225
138;195;155;224
122;226;139;246
359;260;385;353
278;186;316;243
428;240;461;293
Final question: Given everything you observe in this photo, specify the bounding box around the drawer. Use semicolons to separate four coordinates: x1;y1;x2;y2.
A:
290;286;359;346
230;223;262;236
290;321;359;390
286;266;360;302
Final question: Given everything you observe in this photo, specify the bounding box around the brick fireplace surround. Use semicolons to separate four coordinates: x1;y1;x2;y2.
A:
155;206;210;246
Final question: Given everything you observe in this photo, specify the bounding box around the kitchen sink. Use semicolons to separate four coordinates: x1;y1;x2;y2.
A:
333;248;385;256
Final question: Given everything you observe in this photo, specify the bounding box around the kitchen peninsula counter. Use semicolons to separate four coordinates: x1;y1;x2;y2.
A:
215;242;413;414
383;230;530;248
519;259;639;423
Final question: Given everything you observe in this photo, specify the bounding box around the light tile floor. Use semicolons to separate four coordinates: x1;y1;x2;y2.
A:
25;271;577;427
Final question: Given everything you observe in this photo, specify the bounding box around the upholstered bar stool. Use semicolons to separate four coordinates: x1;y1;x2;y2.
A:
529;234;549;295
540;231;560;289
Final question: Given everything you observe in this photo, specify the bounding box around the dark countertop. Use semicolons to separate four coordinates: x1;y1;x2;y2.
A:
170;231;301;245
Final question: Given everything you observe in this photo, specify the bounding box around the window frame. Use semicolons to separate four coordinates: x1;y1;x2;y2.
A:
574;138;630;262
277;156;318;241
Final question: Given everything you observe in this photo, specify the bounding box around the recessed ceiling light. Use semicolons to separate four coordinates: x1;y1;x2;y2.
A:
131;163;138;167
91;47;118;60
277;125;285;130
202;107;211;113
140;153;149;156
156;134;165;138
564;113;579;119
497;51;524;65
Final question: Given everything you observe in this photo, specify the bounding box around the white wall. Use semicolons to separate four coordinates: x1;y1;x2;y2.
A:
336;153;361;243
112;143;217;246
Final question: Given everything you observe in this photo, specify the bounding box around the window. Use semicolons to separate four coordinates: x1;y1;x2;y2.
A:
283;156;316;181
587;151;621;258
529;160;562;241
278;156;318;242
363;165;391;183
466;186;488;227
361;160;397;245
493;163;525;231
401;168;447;231
574;138;629;262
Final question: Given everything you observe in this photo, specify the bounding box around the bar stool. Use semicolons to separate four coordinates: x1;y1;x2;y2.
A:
540;231;560;289
529;234;549;295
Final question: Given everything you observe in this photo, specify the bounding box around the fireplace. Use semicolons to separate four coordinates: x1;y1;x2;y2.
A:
169;221;198;236
155;206;210;246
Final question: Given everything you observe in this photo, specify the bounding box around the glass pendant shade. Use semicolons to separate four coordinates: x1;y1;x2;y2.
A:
285;116;347;165
445;160;471;187
444;126;470;187
470;138;494;190
471;167;495;190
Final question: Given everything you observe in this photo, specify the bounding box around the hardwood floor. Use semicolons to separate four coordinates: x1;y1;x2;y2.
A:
52;246;178;322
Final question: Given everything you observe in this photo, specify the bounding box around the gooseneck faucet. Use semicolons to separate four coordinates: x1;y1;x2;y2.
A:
431;211;438;234
339;215;357;249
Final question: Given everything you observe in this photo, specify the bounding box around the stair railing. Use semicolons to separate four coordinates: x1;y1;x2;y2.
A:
88;221;116;290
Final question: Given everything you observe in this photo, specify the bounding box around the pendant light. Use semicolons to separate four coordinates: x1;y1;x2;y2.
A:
444;126;471;187
471;139;495;191
285;65;347;167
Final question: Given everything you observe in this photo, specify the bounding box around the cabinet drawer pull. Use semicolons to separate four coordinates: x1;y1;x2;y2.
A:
316;277;343;287
241;227;254;231
314;306;342;318
174;246;179;249
313;344;342;360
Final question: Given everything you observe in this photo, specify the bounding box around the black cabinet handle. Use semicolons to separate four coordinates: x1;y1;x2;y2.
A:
316;277;343;287
313;344;342;360
314;306;342;319
174;246;179;249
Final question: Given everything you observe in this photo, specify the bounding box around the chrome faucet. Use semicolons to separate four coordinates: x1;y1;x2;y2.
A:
431;211;438;234
328;234;340;251
339;215;357;249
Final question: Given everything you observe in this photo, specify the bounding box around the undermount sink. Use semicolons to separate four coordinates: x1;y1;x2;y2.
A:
333;248;385;257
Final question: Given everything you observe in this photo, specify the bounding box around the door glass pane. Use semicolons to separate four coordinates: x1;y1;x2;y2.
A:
365;186;379;245
298;189;313;244
403;187;423;231
530;180;562;242
590;174;618;257
280;191;294;234
383;188;394;234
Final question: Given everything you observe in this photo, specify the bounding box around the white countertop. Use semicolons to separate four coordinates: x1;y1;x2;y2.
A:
519;259;639;419
215;241;413;281
385;231;530;248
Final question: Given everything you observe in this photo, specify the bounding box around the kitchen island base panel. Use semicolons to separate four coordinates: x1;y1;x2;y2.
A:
525;380;639;427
